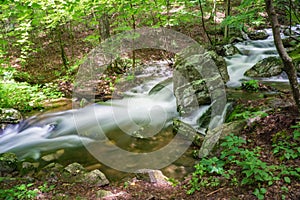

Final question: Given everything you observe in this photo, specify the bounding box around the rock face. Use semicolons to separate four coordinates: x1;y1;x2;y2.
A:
247;30;269;40
0;108;23;129
173;50;228;116
244;57;284;77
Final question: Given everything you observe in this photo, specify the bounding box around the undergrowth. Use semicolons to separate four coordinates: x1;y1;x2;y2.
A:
188;123;300;200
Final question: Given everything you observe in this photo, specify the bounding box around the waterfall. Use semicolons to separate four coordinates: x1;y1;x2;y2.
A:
225;30;279;87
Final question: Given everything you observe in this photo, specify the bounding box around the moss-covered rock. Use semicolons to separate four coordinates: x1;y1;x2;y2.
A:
247;30;269;40
0;152;18;175
244;57;283;77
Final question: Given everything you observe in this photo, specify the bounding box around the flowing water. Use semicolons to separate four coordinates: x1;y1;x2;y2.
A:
0;28;298;180
226;26;300;87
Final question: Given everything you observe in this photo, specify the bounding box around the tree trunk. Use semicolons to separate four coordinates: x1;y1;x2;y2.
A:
198;0;213;46
224;0;230;40
265;0;300;112
99;13;110;41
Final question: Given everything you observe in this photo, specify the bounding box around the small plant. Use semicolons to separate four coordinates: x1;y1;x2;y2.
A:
0;181;55;200
226;105;268;122
253;187;267;200
0;183;38;200
241;79;259;92
188;133;299;199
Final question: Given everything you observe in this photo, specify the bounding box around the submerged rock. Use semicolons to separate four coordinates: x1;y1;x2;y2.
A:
244;57;283;77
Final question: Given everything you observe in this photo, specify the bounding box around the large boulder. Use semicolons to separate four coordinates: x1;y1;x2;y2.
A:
247;30;269;40
216;44;241;57
174;49;228;116
244;57;284;77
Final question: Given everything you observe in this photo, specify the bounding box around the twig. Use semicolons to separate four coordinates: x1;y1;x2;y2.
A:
206;187;225;197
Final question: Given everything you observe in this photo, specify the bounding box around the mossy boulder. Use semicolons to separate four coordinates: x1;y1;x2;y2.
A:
244;57;284;77
247;30;269;40
174;49;228;116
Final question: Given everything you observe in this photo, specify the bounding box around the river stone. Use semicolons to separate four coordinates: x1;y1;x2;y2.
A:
63;163;109;185
244;57;283;77
136;169;171;186
63;162;86;176
84;169;109;186
0;152;18;174
247;30;269;40
20;162;39;175
0;108;23;129
217;44;241;57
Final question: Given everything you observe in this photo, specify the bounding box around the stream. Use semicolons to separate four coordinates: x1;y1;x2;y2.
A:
0;28;299;181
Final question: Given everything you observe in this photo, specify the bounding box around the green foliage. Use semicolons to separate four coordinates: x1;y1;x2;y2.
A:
0;182;55;200
241;79;259;92
221;0;266;30
226;105;268;122
0;80;63;112
0;183;37;200
188;133;299;199
272;122;300;161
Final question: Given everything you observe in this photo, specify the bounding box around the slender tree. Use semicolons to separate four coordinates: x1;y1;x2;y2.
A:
224;0;230;40
265;0;300;112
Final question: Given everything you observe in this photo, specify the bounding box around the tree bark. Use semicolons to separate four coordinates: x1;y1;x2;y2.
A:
224;0;230;40
265;0;300;112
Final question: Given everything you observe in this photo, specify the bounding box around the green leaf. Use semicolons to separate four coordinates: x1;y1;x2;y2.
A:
284;177;291;183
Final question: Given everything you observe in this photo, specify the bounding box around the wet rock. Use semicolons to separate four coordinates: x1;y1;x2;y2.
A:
207;51;230;82
0;108;23;129
0;152;18;175
20;162;39;175
174;50;228;116
229;37;244;44
41;149;64;162
247;30;269;40
64;162;86;176
244;57;283;77
173;119;205;147
38;162;64;180
84;169;109;186
216;44;241;57
63;162;109;186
